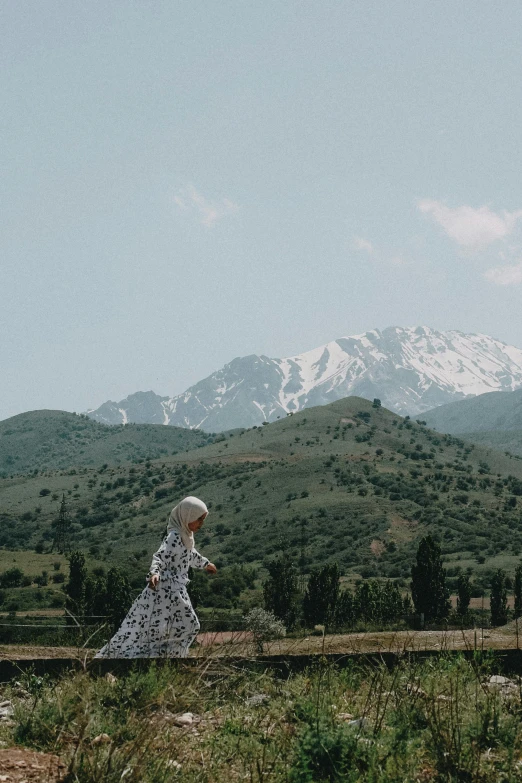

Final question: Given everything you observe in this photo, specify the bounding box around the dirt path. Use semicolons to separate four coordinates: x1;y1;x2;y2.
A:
0;748;66;781
0;625;520;660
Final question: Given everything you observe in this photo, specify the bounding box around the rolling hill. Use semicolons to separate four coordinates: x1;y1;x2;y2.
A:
2;397;522;601
0;410;215;475
423;388;522;434
423;389;522;457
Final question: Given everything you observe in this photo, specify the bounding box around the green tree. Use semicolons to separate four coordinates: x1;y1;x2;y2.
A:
65;551;87;622
335;589;355;627
303;563;340;629
263;556;300;629
490;569;508;626
514;564;522;620
106;567;132;631
456;574;472;616
0;568;25;588
410;536;450;622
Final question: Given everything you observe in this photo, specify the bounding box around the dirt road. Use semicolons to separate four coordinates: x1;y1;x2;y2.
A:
0;624;520;660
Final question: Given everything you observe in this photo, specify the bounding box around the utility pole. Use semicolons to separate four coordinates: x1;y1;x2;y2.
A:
52;494;71;554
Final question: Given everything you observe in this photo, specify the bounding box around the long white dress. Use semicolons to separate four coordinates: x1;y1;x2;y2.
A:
95;530;209;658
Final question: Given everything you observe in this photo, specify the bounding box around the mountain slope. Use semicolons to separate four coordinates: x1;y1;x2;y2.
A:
0;410;214;475
3;397;522;595
423;389;522;434
87;326;522;430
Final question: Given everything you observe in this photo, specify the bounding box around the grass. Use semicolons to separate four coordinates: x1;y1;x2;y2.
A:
3;653;522;781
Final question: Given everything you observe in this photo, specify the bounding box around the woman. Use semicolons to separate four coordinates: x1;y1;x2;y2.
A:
95;496;216;658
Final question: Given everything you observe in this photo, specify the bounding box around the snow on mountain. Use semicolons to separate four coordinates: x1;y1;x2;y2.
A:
86;327;522;431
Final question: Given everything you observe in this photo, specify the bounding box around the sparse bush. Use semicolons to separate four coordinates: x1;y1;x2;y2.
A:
243;607;286;653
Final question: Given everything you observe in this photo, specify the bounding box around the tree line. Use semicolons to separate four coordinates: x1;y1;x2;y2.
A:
263;535;522;630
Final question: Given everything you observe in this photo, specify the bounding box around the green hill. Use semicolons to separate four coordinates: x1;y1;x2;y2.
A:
456;430;522;458
2;397;522;599
422;389;522;457
423;389;522;434
0;410;215;475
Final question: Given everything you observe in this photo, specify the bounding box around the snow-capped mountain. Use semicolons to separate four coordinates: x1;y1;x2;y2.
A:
86;327;522;431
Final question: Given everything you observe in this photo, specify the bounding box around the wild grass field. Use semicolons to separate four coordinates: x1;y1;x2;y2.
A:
1;653;522;781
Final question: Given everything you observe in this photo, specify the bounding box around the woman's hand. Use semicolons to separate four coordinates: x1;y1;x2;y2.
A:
148;574;159;590
206;563;217;574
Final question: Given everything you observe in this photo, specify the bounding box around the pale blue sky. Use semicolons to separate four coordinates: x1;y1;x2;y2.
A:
2;1;522;420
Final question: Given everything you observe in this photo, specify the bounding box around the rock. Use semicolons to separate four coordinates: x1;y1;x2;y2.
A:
92;733;111;746
484;675;519;698
346;717;366;729
105;673;117;685
166;759;182;770
0;702;13;720
173;713;194;727
246;694;269;707
406;683;428;699
0;702;14;724
488;675;514;686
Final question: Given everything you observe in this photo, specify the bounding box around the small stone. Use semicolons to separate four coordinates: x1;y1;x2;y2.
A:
173;713;194;727
406;683;428;698
347;717;366;729
0;775;9;781
246;694;269;707
92;733;111;746
166;760;182;770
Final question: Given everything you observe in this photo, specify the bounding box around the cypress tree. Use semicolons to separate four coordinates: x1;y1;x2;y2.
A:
514;564;522;619
456;574;472;616
65;551;87;623
303;563;340;628
410;536;450;622
106;567;132;632
263;556;300;629
490;569;508;626
335;589;355;627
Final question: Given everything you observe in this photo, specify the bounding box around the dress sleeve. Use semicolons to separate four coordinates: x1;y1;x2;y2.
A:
190;547;209;570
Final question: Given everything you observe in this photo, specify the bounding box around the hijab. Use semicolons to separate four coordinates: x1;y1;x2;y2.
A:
167;496;208;550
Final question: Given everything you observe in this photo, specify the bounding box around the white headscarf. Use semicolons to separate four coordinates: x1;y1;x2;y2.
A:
167;496;208;550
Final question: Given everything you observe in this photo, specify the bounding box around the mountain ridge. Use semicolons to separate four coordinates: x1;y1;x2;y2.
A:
86;326;522;431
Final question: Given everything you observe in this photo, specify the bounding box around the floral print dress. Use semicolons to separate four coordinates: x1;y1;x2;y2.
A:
95;530;209;659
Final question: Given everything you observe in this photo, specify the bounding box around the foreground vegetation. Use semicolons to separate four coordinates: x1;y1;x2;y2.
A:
3;654;522;781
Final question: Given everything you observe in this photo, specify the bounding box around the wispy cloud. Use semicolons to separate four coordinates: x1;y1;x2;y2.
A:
353;236;374;254
418;199;522;250
483;261;522;286
352;236;417;270
174;184;239;228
